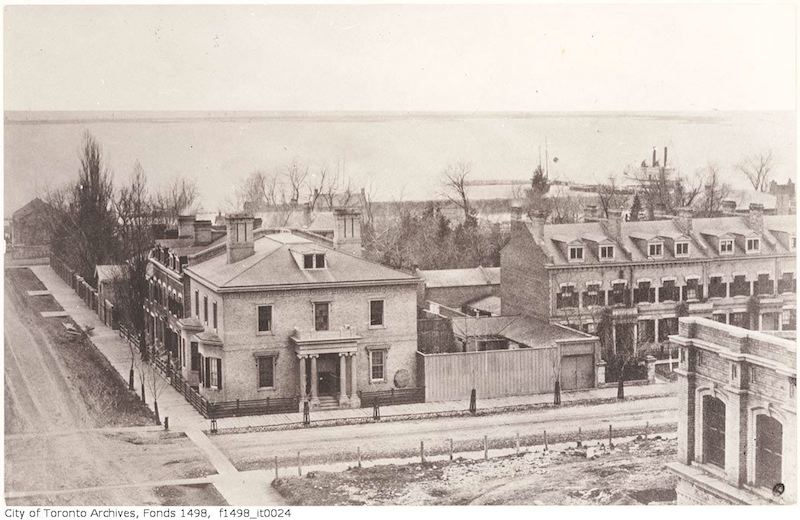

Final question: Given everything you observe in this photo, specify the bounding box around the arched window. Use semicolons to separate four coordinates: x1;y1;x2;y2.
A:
703;395;726;468
755;415;782;489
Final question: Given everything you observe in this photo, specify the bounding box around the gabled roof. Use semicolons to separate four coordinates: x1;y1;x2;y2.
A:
417;266;501;288
186;232;417;290
523;213;795;266
13;197;52;220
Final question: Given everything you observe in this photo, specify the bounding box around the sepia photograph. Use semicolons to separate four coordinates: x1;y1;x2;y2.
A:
2;1;797;511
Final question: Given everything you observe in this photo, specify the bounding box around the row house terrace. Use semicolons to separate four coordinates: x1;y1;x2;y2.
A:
149;210;420;412
501;203;796;357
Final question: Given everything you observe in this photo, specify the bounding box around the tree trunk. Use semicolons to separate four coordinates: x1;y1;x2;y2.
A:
554;380;561;405
154;400;161;426
617;375;625;400
129;367;134;391
141;383;146;403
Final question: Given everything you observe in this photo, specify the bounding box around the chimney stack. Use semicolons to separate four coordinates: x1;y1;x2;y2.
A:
721;199;737;216
177;215;195;239
194;220;213;245
584;204;599;223
333;207;363;256
225;213;255;264
652;148;657;167
510;200;524;222
663;147;668;167
675;207;693;233
748;203;764;233
531;211;546;243
606;209;623;239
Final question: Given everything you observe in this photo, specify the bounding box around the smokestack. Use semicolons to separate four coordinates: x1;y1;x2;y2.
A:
652;148;657;167
663;147;668;167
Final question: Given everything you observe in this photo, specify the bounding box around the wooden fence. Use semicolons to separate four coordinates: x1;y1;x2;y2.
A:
418;347;559;402
358;387;426;408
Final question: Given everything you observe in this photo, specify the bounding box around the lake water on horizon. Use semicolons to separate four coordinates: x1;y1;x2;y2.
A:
3;111;795;217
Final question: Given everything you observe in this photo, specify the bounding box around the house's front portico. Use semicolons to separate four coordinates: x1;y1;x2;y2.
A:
291;329;362;410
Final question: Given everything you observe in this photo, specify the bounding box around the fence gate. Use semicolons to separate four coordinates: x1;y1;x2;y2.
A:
560;354;594;390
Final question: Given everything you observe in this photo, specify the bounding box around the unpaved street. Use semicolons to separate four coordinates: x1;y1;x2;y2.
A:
212;395;677;470
4;270;222;505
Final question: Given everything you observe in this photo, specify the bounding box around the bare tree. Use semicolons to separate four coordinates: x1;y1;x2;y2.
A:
156;177;199;225
442;161;475;224
736;150;774;192
698;162;731;216
596;176;625;218
146;343;170;425
236;170;280;212
285;159;309;206
625;164;703;217
112;162;156;381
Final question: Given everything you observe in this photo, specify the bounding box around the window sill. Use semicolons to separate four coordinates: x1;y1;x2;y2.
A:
257;387;277;392
255;331;275;337
368;324;386;330
369;379;387;385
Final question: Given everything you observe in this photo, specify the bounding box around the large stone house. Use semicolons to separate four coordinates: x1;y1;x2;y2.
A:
668;317;796;504
501;204;796;357
146;211;420;411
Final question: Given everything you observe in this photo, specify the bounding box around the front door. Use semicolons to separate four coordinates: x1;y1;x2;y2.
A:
755;415;782;489
317;354;341;396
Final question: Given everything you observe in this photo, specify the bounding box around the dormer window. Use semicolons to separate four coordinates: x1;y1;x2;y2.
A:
719;239;734;255
675;241;690;257
600;245;614;260
648;242;663;258
568;246;584;262
746;238;761;253
303;253;326;269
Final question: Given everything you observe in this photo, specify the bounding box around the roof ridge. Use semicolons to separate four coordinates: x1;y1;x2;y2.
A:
221;241;286;286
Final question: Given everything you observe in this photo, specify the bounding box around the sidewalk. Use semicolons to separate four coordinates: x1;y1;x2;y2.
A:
30;264;676;434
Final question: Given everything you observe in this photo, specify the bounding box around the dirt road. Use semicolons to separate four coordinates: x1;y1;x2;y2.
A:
4;272;220;505
212;395;677;470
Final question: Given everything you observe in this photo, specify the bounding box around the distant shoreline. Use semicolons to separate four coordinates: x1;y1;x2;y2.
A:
5;110;783;126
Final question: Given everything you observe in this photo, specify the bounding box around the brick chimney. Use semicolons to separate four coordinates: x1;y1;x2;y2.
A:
530;211;546;243
721;199;737;216
194;220;213;245
675;207;693;233
333;208;363;256
177;215;195;239
747;203;764;233
584;204;599;223
225;213;255;263
605;209;623;239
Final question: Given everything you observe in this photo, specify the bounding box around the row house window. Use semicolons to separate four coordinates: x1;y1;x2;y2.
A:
782;309;796;331
634;281;655;304
648;242;664;258
198;354;222;389
754;273;774;296
659;280;679;302
610;282;629;306
746;237;761;253
568;246;584;262
719;239;734;255
556;284;578;309
314;302;330;331
778;272;796;294
683;278;703;301
638;320;656;344
708;276;727;298
582;283;604;307
730;275;750;297
729;312;750;329
599;245;614;260
659;317;679;342
675;241;690;257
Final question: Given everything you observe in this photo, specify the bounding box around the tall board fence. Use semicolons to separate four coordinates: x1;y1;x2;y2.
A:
417;347;559;402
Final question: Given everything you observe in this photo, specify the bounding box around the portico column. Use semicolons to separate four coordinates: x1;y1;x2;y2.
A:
310;355;319;403
612;324;618;355
298;356;307;400
338;353;348;405
633;321;639;355
757;313;763;331
654;318;660;344
349;353;360;407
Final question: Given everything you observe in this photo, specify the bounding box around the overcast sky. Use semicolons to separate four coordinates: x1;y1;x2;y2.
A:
3;3;797;112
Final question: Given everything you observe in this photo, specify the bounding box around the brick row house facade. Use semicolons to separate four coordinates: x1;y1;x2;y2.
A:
501;203;796;357
667;317;796;504
145;210;420;411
